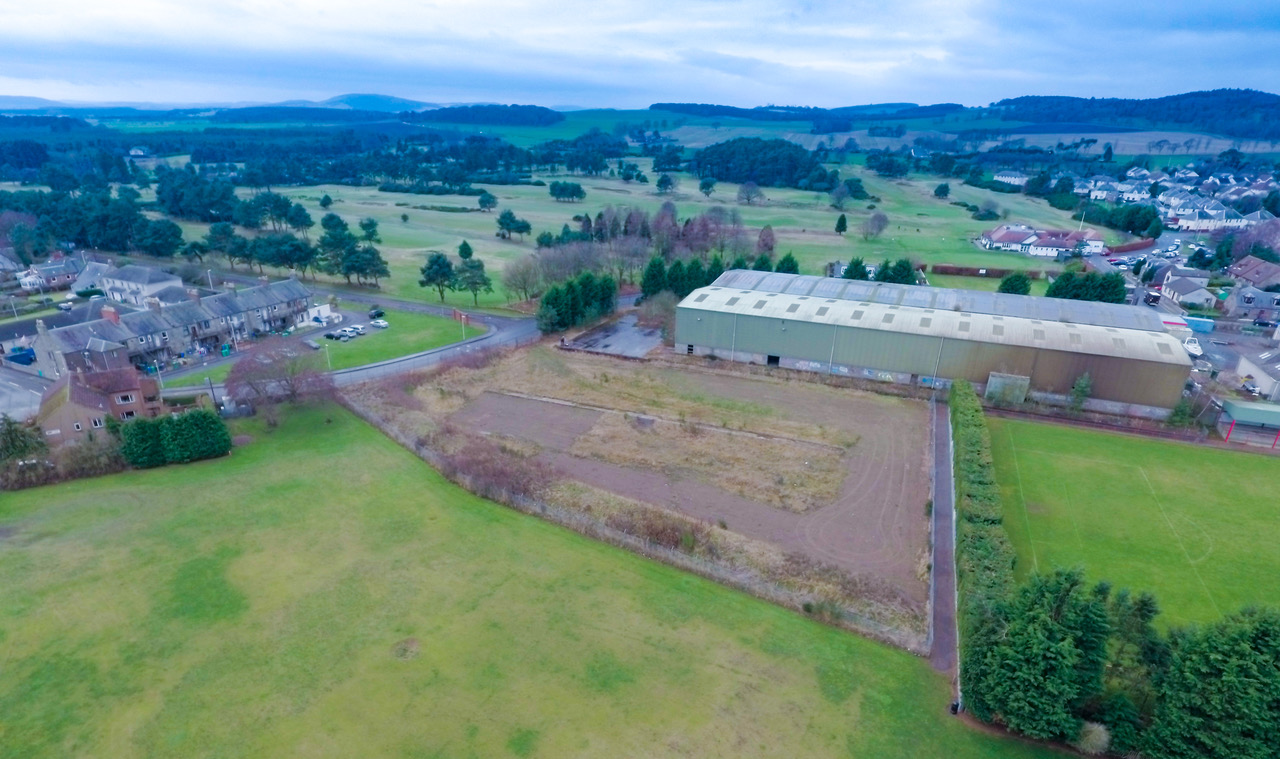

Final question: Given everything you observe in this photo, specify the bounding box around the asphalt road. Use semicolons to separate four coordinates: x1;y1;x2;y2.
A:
0;365;51;420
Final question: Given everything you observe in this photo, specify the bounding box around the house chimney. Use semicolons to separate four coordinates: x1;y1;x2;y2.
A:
187;288;201;304
146;297;161;312
101;305;120;324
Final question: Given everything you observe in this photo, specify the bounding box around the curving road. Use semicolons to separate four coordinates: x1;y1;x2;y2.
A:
162;275;542;401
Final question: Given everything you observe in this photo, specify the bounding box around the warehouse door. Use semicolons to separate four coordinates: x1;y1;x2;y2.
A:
767;355;780;367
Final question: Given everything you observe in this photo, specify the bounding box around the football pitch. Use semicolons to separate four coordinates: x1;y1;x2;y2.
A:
989;417;1280;626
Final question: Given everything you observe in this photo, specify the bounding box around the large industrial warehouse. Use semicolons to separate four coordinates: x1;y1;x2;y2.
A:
675;270;1192;414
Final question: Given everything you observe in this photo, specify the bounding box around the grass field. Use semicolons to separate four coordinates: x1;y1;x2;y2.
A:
165;309;466;387
240;160;1093;308
989;417;1280;627
0;405;1058;758
928;274;1051;296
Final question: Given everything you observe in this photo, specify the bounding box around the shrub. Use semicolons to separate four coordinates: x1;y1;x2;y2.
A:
1073;721;1111;756
121;410;232;469
438;435;556;502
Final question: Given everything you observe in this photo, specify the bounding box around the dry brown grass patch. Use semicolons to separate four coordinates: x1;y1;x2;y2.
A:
569;414;845;512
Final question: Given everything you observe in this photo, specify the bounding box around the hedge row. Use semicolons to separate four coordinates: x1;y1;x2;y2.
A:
949;380;1018;657
120;409;232;469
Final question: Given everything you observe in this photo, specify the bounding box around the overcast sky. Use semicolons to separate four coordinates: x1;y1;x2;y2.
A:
2;0;1278;108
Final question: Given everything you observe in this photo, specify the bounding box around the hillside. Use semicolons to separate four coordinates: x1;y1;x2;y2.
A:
993;89;1280;140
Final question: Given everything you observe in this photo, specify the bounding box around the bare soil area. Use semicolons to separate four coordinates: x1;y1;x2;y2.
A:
438;351;932;609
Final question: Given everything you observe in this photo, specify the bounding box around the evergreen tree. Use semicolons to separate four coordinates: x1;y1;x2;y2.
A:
752;253;773;271
453;257;493;305
1144;609;1280;759
998;272;1033;295
418;252;455;302
706;253;725;283
666;260;687;297
843;256;869;280
775;252;800;274
640;256;667;298
458;240;474;259
729;255;749;271
835;213;848;235
685;258;707;294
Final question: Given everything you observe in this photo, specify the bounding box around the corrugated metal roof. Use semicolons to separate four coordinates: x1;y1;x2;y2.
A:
1222;399;1280;427
711;270;1169;333
680;284;1190;366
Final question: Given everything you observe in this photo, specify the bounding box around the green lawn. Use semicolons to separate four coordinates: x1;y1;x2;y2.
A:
165;310;467;387
989;418;1280;627
928;274;1050;296
0;405;1057;759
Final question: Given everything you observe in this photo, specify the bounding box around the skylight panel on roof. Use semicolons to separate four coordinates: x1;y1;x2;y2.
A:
816;307;829;316
694;294;708;302
786;303;800;313
726;297;740;306
753;300;767;309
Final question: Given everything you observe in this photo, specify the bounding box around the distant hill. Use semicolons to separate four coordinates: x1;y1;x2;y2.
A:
0;95;67;111
399;104;565;126
211;106;397;124
649;102;920;122
271;93;435;112
993;89;1280;140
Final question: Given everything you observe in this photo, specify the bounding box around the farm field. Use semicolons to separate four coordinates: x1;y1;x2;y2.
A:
165;309;467;387
0;405;1057;759
988;417;1280;627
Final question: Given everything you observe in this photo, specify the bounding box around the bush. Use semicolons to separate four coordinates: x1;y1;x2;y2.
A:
120;410;232;469
1073;721;1111;756
438;435;556;502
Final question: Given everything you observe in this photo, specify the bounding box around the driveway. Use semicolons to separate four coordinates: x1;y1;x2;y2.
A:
0;365;51;421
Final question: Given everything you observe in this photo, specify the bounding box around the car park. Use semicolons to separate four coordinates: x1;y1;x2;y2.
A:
370;318;389;329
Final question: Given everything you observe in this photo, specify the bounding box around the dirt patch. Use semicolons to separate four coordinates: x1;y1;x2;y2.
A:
0;525;17;542
232;435;254;447
392;638;420;660
349;347;933;625
568;413;846;512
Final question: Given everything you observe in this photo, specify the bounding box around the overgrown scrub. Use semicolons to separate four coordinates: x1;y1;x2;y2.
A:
436;434;557;503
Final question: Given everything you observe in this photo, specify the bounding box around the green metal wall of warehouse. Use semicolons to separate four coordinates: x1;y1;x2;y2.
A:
675;277;1191;410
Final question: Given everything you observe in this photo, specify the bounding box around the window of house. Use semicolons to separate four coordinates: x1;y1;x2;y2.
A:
1244;295;1255;304
161;331;168;341
92;418;103;428
74;422;82;431
118;394;134;404
202;320;211;329
120;411;136;420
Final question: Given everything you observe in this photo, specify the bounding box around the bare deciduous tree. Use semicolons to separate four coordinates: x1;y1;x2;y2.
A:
860;212;889;241
225;337;334;406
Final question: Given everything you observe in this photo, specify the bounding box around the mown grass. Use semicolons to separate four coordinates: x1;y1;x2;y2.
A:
928;274;1051;296
0;405;1057;759
989;417;1280;627
164;310;466;388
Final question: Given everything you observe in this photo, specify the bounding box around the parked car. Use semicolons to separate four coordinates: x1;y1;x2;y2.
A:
349;324;366;335
336;327;359;339
368;308;385;319
1242;380;1262;396
370;318;389;329
1254;318;1276;328
323;331;339;340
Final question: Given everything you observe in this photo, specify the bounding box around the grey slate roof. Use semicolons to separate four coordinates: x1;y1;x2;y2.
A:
104;264;181;286
710;270;1170;333
1165;278;1211;297
45;279;311;354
